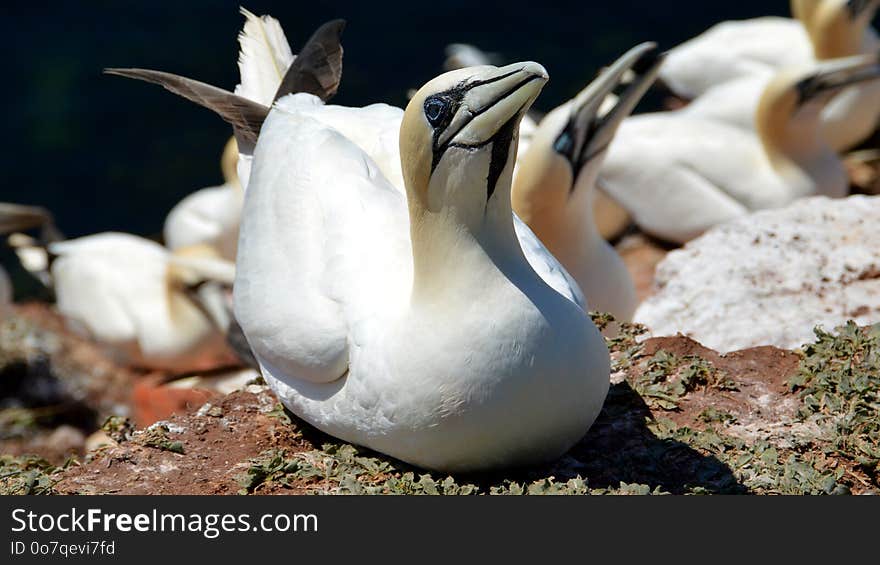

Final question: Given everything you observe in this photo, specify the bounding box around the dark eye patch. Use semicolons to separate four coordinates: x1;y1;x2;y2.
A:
424;96;449;127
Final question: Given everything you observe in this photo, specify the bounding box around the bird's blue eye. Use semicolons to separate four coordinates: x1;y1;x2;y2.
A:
554;132;573;156
424;97;448;127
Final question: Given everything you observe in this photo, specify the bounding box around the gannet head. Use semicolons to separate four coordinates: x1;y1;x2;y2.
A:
810;0;880;59
757;52;880;161
512;44;662;240
401;62;548;232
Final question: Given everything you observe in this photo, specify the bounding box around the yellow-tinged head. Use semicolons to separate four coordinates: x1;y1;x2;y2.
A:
810;0;879;59
757;52;880;162
401;62;548;224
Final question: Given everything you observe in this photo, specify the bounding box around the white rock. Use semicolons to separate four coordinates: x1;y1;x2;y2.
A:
635;196;880;353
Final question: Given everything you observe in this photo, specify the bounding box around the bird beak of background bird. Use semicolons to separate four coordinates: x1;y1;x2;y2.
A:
0;203;52;235
439;62;549;148
562;42;663;170
798;51;880;102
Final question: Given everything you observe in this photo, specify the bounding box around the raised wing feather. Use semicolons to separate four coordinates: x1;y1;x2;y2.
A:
273;19;345;102
103;68;268;146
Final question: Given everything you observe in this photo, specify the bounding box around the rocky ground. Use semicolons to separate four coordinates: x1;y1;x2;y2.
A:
2;299;877;495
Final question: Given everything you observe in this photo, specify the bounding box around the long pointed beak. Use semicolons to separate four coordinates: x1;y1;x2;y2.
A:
798;51;880;102
0;203;52;235
557;43;663;172
439;62;549;148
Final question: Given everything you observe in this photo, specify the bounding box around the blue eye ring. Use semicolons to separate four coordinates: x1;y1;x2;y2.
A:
424;96;448;127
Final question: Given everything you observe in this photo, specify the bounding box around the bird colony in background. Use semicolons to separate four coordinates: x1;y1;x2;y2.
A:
1;1;879;471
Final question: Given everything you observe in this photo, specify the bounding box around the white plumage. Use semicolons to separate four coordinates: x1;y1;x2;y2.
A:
660;16;813;99
235;64;609;471
51;233;235;372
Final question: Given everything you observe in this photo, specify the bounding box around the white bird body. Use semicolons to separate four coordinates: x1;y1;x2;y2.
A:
680;74;769;132
661;16;814;99
164;172;243;261
235;64;609;472
600;54;880;244
602;117;795;242
51;233;235;372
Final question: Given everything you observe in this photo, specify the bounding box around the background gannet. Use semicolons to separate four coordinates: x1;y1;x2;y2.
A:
234;63;610;472
599;54;880;244
512;44;663;323
680;0;880;152
50;233;237;372
659;0;819;99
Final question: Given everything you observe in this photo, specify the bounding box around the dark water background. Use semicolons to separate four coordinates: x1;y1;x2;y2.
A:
6;1;797;242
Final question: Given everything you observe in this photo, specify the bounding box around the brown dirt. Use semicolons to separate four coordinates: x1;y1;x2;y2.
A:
638;337;804;440
54;388;309;495
1;304;237;464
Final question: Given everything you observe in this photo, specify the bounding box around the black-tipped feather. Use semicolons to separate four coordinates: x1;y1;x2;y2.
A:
103;68;269;146
273;19;346;102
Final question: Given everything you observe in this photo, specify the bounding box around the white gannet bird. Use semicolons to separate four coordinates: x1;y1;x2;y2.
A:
659;0;821;99
599;53;880;244
233;63;610;472
159;11;345;261
50;234;237;372
513;44;662;323
681;0;880;152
